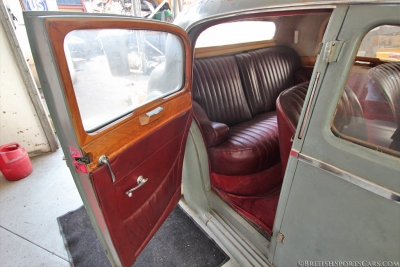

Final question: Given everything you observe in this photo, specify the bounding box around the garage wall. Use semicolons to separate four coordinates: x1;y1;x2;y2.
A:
0;23;53;155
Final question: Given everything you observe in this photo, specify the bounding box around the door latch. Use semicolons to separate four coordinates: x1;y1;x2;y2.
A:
98;155;116;183
68;146;89;174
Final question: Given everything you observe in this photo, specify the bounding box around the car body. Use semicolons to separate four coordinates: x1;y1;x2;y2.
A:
24;1;400;266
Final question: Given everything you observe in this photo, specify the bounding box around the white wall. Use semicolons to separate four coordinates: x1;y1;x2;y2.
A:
0;22;51;155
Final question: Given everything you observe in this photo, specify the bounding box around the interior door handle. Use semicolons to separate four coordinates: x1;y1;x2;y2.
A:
139;106;164;126
98;155;116;183
126;176;148;197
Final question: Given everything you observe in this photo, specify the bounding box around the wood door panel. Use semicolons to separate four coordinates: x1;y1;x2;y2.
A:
84;93;192;172
91;109;192;266
43;17;192;172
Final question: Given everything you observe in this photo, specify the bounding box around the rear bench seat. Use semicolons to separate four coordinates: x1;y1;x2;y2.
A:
192;46;309;177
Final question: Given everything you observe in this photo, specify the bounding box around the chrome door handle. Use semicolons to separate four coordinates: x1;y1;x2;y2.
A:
126;176;148;197
146;107;163;117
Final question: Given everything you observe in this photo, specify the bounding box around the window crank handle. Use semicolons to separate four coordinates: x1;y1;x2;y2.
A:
126;176;148;197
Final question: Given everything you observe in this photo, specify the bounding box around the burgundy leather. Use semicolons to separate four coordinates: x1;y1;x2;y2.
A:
192;101;229;147
295;67;313;84
208;111;280;175
214;187;280;236
276;82;309;174
333;86;367;142
91;110;192;267
235;46;302;116
277;83;366;174
192;55;252;126
367;62;400;123
333;86;365;131
210;163;282;196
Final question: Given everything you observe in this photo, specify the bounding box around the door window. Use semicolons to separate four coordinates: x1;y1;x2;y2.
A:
331;25;400;157
64;29;184;132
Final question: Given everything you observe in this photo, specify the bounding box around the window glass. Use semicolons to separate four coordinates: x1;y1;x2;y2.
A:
195;21;276;48
332;25;400;157
357;25;400;60
64;29;184;132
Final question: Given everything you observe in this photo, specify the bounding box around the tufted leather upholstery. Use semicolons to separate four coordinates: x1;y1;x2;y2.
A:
193;56;252;126
367;62;400;123
276;82;309;174
236;46;302;116
208;111;280;175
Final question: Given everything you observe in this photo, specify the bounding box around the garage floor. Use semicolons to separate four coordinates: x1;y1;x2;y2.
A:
0;148;238;267
0;148;81;267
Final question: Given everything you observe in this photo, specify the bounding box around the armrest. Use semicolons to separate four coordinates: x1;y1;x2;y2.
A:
192;101;229;147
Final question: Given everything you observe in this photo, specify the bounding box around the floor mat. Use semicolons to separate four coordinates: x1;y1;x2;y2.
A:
57;204;229;267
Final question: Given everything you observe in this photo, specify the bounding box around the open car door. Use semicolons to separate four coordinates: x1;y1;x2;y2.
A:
24;12;192;266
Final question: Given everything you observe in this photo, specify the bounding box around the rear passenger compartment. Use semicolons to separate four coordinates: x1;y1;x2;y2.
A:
191;46;312;236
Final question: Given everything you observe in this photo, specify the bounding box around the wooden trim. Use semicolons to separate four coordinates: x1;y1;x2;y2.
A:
300;56;317;67
354;56;387;68
194;40;276;58
44;17;192;170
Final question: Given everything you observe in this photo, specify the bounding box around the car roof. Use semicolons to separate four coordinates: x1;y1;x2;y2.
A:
174;0;400;31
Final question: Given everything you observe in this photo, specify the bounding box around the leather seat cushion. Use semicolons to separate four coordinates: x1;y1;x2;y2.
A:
208;111;280;175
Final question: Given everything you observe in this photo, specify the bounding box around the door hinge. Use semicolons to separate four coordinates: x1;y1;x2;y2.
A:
68;146;89;174
277;232;285;244
76;154;91;165
323;40;345;63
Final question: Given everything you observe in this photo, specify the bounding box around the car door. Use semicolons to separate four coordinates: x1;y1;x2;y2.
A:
24;12;192;267
270;3;400;266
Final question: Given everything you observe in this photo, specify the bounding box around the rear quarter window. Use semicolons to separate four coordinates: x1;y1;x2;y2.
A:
195;21;276;48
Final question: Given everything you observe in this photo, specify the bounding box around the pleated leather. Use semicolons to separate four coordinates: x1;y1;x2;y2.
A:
236;46;302;116
367;62;400;123
208;111;280;175
193;56;252;126
333;86;367;141
276;82;309;174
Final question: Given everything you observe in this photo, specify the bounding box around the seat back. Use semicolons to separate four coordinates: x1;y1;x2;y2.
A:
236;46;302;116
192;55;252;126
277;83;366;174
367;62;400;123
276;82;309;174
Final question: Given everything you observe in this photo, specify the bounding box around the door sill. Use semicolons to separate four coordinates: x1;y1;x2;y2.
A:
179;197;272;267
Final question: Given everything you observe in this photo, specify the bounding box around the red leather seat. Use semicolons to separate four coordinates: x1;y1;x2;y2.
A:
276;82;309;174
277;83;366;174
193;56;279;175
192;46;308;176
367;62;400;124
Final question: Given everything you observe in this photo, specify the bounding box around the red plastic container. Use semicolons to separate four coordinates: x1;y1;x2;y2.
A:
0;142;33;181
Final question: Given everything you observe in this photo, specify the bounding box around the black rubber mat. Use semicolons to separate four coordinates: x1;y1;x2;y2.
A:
57;204;229;267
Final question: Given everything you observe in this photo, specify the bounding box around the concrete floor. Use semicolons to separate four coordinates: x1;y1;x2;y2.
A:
0;148;82;267
0;148;239;267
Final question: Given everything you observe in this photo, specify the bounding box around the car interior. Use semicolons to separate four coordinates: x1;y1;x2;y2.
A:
188;9;400;238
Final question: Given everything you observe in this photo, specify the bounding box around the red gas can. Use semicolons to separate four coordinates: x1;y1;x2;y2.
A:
0;142;33;181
